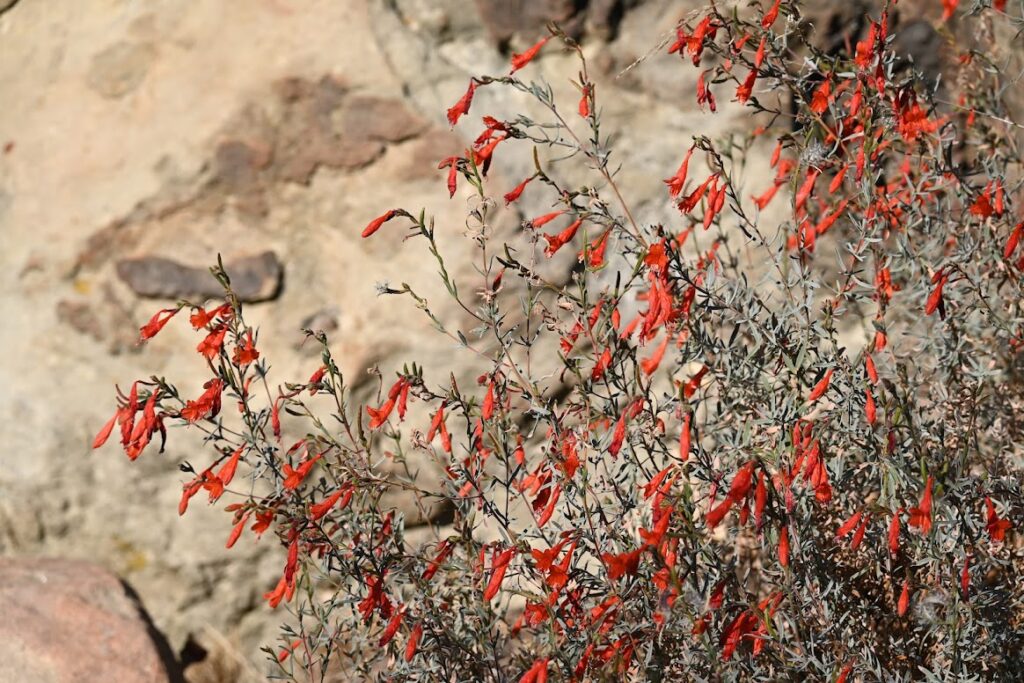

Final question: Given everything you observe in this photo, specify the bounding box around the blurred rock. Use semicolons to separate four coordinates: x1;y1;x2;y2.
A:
180;628;263;683
340;94;428;143
56;300;104;342
474;0;586;44
0;557;180;683
115;251;282;302
87;41;158;99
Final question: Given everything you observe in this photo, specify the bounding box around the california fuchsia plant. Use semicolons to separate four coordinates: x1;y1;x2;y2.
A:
95;1;1023;680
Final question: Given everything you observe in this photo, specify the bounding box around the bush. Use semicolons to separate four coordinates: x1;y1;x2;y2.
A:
94;1;1023;680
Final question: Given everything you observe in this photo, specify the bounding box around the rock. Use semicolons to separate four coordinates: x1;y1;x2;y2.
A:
86;41;157;99
116;251;283;302
472;0;637;44
473;0;585;45
586;0;631;40
56;300;104;341
891;20;944;86
339;94;428;143
0;557;180;683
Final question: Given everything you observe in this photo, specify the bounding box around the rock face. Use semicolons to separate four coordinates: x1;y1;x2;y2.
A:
0;558;179;683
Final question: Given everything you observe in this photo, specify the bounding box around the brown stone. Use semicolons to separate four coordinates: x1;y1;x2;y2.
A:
56;300;104;341
0;557;180;683
339;94;428;143
116;251;283;302
86;41;157;99
473;0;585;44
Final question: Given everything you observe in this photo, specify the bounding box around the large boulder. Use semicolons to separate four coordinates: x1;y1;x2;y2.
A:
0;558;180;683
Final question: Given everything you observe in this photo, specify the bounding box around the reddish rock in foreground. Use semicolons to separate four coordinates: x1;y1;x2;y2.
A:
0;558;180;683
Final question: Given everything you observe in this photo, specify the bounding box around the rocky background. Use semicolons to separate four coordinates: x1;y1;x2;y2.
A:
0;0;968;680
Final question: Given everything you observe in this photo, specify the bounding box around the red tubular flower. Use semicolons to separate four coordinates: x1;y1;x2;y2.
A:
282;453;321;490
829;165;848;193
93;412;118;449
925;271;948;316
794;168;820;212
528;210;565;229
778;525;790;566
581;230;610;268
850;517;869;551
472;134;507;170
520;658;549;683
447;80;477;127
706;461;755;528
602;548;642;580
865;354;878;384
367;398;396;429
807;368;833;402
907;476;934;534
542;218;584;257
608;413;627;457
970;182;995;217
592;347;612;381
310;487;351;521
686;16;717;65
217;445;243;488
664;148;694;198
510;37;550;72
888;509;901;555
405;622;422;662
942;0;959;22
640;335;670;376
307;365;327;394
139;307;180;341
897;578;911;616
1005;223;1024;261
754;471;767;529
180;379;224;423
197;325;227;360
379;608;405;647
178;479;203;516
696;70;716;112
361;209;399;238
679;413;692;462
761;0;782;28
481;380;496;420
232;330;259;365
264;575;289;609
225;513;249;549
190;303;230;330
578;84;591;118
865;388;877;425
639;508;672;547
736;67;758;103
679;174;716;213
421;540;452;582
836;510;863;539
504;176;534;205
484;547;515;600
437;156;460;198
812;76;835;114
752;182;779;209
985;497;1012;542
683;365;709;398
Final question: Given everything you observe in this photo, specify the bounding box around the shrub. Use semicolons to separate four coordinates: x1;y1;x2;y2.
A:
94;1;1023;680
